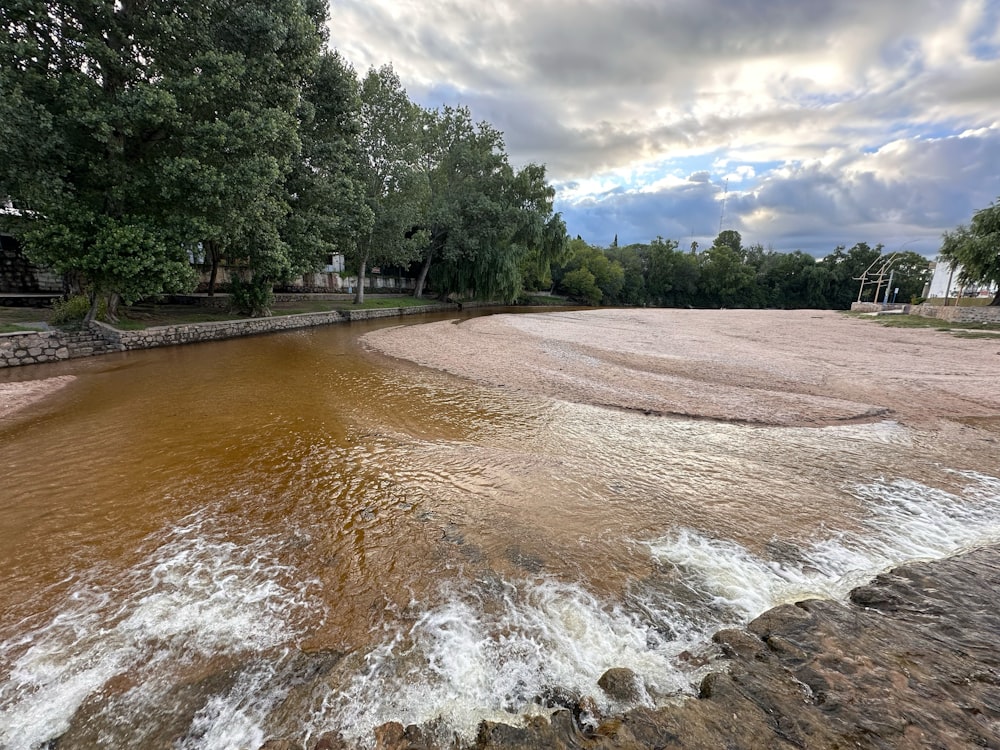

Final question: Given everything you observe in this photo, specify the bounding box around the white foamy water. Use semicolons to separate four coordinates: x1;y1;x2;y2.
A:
646;471;1000;623
4;473;1000;749
0;507;315;750
299;471;1000;746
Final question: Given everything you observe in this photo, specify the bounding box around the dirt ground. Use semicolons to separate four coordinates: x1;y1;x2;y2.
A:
363;309;1000;428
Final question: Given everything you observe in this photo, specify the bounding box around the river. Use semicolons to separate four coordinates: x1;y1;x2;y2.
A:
1;310;999;748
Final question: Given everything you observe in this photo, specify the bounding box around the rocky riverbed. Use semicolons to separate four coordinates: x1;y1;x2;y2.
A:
271;545;1000;749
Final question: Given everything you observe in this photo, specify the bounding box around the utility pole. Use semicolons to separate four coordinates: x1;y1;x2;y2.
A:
882;270;894;304
718;179;728;234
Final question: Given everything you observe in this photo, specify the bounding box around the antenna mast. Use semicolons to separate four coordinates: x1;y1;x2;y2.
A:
718;178;729;233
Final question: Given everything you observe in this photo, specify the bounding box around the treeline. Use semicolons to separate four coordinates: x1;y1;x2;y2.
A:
0;1;565;319
540;231;933;310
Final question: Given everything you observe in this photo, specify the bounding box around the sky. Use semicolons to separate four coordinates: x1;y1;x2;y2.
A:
327;0;1000;257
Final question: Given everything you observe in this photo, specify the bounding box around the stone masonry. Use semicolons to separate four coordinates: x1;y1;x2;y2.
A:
0;303;448;368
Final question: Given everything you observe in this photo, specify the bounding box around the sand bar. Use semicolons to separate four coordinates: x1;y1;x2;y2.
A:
363;309;1000;427
0;376;76;423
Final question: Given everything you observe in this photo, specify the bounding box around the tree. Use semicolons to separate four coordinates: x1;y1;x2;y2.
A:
0;0;328;319
940;199;1000;305
698;232;755;307
554;239;624;305
561;267;602;305
281;52;371;287
820;242;883;309
0;1;200;320
350;65;427;305
412;107;564;303
166;0;327;315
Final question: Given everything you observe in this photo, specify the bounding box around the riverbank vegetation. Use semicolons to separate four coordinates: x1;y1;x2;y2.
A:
2;4;995;322
0;1;565;321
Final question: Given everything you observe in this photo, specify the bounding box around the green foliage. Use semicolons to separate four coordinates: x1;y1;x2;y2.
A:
51;295;101;325
282;52;370;277
940;199;1000;305
414;107;565;303
0;0;330;318
553;238;625;304
561;267;602;305
228;276;275;317
348;64;428;303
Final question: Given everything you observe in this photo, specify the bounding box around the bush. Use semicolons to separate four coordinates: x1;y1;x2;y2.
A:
228;276;273;317
51;294;106;324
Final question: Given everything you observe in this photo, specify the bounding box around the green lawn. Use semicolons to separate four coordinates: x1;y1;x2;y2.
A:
0;305;53;333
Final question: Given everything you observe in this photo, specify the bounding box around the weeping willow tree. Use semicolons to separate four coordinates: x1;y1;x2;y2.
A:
415;109;566;302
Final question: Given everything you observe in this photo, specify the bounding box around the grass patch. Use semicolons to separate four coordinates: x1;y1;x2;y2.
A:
0;306;54;324
520;294;573;305
854;313;1000;335
0;323;40;334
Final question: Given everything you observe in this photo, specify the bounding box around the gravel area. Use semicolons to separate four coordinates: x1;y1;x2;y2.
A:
363;309;1000;427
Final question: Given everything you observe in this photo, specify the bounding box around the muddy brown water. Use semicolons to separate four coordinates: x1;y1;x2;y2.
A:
2;309;999;748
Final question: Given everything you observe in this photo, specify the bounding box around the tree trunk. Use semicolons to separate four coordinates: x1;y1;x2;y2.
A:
355;256;367;305
413;250;433;299
206;241;220;296
106;292;121;322
990;289;1000;306
84;289;100;323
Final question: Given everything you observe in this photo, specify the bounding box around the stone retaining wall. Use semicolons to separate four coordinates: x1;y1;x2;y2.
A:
1;304;450;367
850;301;1000;323
849;302;912;314
912;304;1000;323
0;328;109;367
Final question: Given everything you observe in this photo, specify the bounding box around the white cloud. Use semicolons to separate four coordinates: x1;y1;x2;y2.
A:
328;0;1000;252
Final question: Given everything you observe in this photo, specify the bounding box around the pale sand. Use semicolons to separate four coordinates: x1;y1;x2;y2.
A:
362;309;1000;427
0;376;76;423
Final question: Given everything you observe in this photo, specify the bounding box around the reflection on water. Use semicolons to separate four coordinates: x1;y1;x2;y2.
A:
1;311;999;748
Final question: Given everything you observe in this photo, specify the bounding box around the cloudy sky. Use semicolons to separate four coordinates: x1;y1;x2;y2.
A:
327;1;1000;256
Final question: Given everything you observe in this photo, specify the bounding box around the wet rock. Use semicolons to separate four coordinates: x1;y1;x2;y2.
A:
373;721;433;750
597;667;643;703
474;710;577;749
310;731;348;750
260;740;306;750
374;722;405;749
575;694;603;730
536;684;581;711
712;627;766;659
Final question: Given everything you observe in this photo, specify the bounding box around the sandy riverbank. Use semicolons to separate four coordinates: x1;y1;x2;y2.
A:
0;375;76;423
363;309;1000;428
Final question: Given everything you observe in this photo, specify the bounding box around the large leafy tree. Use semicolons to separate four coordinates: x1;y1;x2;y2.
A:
350;64;427;305
0;0;328;319
0;1;200;319
940;199;1000;305
281;51;371;287
698;231;755;307
163;0;326;314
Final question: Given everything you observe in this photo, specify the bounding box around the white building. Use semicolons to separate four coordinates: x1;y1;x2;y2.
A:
925;259;996;300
